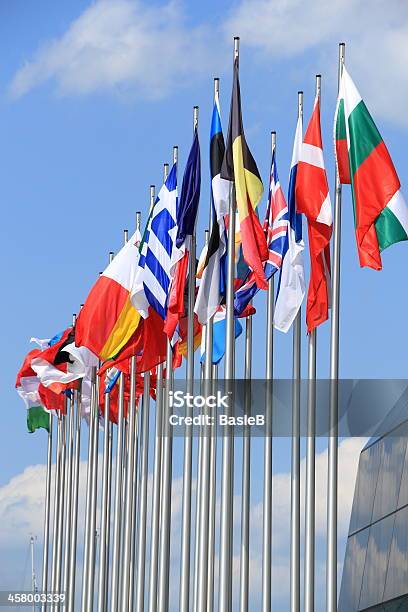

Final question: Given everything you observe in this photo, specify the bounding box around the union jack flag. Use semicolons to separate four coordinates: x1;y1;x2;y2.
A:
234;151;288;315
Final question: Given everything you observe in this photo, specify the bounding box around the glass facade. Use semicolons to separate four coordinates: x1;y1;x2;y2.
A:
339;421;408;611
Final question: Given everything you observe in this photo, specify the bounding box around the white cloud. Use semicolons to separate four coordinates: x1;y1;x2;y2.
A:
225;0;408;127
0;437;365;605
9;0;216;100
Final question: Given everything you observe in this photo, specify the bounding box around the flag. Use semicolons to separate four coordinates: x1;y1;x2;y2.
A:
200;306;243;365
131;164;178;320
16;350;61;431
75;229;142;360
234;150;289;315
274;115;306;332
221;57;268;289
194;93;230;324
164;130;201;338
335;66;408;269
297;96;332;333
31;328;98;393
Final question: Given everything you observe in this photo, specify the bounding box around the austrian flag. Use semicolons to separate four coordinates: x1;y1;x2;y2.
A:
296;95;332;333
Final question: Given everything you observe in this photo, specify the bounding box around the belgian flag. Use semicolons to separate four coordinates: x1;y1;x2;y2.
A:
221;57;268;289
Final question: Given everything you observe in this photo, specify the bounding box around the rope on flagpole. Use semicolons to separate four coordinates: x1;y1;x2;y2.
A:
62;360;76;596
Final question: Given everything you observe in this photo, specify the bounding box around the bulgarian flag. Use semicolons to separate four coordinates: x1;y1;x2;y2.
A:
335;67;408;269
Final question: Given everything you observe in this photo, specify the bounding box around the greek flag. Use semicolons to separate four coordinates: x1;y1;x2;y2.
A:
274;116;305;332
131;163;178;320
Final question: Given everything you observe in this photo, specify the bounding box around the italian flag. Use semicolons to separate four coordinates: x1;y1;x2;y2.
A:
335;67;408;269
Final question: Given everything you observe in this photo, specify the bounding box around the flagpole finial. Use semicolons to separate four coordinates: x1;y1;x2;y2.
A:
234;36;240;63
136;211;141;232
315;74;321;99
72;313;76;327
297;91;303;119
271;131;276;155
150;184;155;207
123;229;129;245
172;146;178;166
164;162;169;181
214;78;220;99
109;251;114;263
80;303;84;310
193;106;199;132
338;43;346;84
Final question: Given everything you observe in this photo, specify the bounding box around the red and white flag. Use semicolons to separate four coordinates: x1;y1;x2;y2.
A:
296;96;332;333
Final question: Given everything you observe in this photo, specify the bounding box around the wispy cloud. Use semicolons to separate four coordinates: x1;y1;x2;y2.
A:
9;0;217;100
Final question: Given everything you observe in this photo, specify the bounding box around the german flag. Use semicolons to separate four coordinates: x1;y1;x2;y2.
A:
221;57;268;289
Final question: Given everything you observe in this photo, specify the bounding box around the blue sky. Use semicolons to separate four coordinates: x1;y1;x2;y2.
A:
1;0;407;609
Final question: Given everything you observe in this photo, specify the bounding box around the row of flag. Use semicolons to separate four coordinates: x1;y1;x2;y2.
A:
16;61;408;431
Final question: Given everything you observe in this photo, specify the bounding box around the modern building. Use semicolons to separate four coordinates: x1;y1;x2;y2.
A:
339;407;408;611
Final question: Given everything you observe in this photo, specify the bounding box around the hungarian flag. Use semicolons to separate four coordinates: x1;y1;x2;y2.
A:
76;228;142;359
164;128;201;339
297;96;332;333
221;57;268;289
335;67;408;269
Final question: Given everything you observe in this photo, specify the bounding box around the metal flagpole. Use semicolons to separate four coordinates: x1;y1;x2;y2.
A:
67;383;83;612
193;230;207;612
135;188;154;612
148;166;168;612
98;261;114;612
41;414;52;612
327;42;345;612
206;363;218;612
85;368;100;611
197;225;212;612
121;355;137;611
290;93;303;612
304;74;321;612
30;535;38;612
240;312;252;612
262;130;276;612
110;371;126;612
62;316;77;596
158;146;178;612
180;109;198;612
135;368;151;610
54;403;67;598
219;35;239;612
50;410;61;604
129;211;142;612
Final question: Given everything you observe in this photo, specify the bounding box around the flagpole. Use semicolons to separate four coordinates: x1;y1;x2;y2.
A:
219;35;239;612
206;362;218;612
98;259;114;612
121;354;137;611
85;367;99;611
148;166;168;612
290;92;302;612
67;383;83;612
129;212;142;612
50;410;61;607
197;225;212;612
54;403;67;598
135;364;151;611
180;106;199;612
193;229;207;612
240;310;252;612
40;413;52;612
304;75;321;612
327;42;345;612
158;147;178;612
110;371;126;612
262;131;276;612
62;315;76;599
